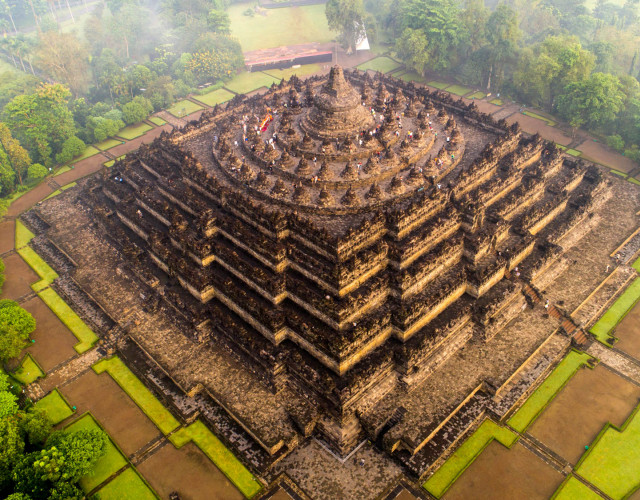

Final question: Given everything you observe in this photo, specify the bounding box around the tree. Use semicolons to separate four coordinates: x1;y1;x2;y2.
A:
0;123;30;186
121;95;153;125
27;163;47;181
484;4;520;90
36;32;90;96
47;429;107;481
556;72;625;134
86;116;124;142
0;416;24;488
0;371;17;418
3;84;76;166
55;136;85;165
396;29;430;76
207;9;230;33
326;0;366;53
0;299;36;361
0;256;4;292
20;410;51;446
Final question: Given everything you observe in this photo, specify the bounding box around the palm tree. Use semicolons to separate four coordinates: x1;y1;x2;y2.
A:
27;0;41;31
0;0;16;33
0;36;18;68
65;0;75;23
10;36;26;72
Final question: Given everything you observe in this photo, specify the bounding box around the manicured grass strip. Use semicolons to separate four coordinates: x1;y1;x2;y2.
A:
35;389;75;424
629;177;640;186
576;404;640;499
37;287;98;353
15;220;35;248
556;144;567;150
422;419;518;498
148;116;167;126
44;182;77;200
609;169;627;178
522;110;557;126
489;98;504;105
565;148;581;157
65;413;128;493
95;138;122;151
12;353;45;384
94;467;158;500
397;71;426;83
467;91;486;99
104;160;115;168
170;420;262;498
193;88;235;107
117;122;153;140
508;350;594;433
357;56;402;74
445;84;472;96
589;278;640;345
225;72;281;95
427;80;449;90
17;245;58;291
93;357;180;434
552;475;604;500
166;99;205;118
73;146;101;162
263;63;323;81
54;165;72;176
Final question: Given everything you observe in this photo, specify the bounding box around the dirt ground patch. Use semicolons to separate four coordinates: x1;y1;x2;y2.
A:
393;488;420;500
528;365;640;464
0;253;38;300
0;220;14;253
7;184;55;217
612;301;640;359
137;441;244;500
444;441;564;500
54;154;108;186
505;113;572;146
576;139;638;173
20;296;78;371
59;370;161;456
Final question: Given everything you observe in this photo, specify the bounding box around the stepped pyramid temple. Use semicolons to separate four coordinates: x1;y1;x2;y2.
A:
28;66;631;479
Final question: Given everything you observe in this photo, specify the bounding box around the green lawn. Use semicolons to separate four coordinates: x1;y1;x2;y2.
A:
54;165;72;176
73;146;101;162
116;123;153;140
35;389;75;424
522;110;557;127
228;2;332;52
93;357;180;435
263;63;323;81
609;169;627;178
589;278;640;345
552;475;604;499
16;245;59;292
397;71;426;83
357;56;402;74
225;71;281;95
166;99;205;118
95;138;123;150
148;116;167;126
94;467;158;500
445;84;472;96
423;419;518;498
12;353;45;385
576;405;640;499
427;80;449;90
37;288;98;353
65;413;128;493
15;220;35;249
44;182;77;200
467;91;486;99
489;98;504;105
565;149;581;157
629;177;640;186
170;420;262;498
104;160;115;168
508;350;594;433
193;88;236;107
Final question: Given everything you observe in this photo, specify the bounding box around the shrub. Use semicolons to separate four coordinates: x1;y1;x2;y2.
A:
27;163;48;181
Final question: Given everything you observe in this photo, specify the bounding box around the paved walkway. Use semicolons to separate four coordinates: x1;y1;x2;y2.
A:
588;342;640;386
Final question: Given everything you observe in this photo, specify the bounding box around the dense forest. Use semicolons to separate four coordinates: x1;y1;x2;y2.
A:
0;0;639;203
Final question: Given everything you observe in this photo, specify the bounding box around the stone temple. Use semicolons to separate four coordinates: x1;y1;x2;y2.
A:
26;66;624;480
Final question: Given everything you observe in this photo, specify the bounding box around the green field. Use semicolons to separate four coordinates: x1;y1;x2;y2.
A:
590;278;640;345
193;88;236;107
116;122;153;140
357;57;402;74
225;71;281;95
166;99;205;118
37;287;99;353
445;84;472;96
73;146;101;162
95;138;123;150
93;357;180;435
397;71;426;83
12;353;45;384
15;220;35;249
565;149;581;157
490;98;504;105
94;467;158;500
66;413;129;493
522;110;557;126
576;405;640;499
553;475;604;499
35;389;75;424
16;244;59;292
148;116;167;126
423;419;518;498
508;350;594;433
427;80;449;90
228;2;333;52
170;420;262;498
467;91;486;99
